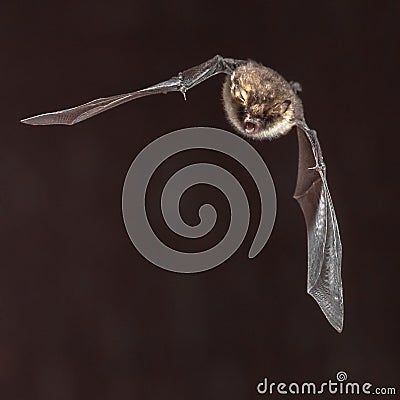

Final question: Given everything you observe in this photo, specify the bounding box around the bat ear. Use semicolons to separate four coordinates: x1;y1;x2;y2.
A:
272;100;291;115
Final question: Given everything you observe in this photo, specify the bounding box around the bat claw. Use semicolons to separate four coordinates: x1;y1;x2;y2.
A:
178;72;188;100
308;161;326;172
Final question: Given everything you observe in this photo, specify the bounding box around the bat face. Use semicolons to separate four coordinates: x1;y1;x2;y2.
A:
222;62;303;140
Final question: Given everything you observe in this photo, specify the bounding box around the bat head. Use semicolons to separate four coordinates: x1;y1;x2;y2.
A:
222;62;301;140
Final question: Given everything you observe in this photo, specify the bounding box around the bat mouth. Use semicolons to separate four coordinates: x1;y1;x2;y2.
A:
243;118;261;135
245;121;256;133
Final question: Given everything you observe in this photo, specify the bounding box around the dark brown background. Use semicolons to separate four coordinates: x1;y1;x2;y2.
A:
1;0;399;399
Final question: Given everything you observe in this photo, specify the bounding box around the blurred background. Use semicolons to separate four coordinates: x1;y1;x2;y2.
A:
1;0;399;399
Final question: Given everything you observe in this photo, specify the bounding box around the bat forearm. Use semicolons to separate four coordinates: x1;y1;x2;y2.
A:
297;119;325;172
177;55;244;97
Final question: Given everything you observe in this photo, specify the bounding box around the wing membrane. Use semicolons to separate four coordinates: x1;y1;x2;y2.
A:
294;126;344;332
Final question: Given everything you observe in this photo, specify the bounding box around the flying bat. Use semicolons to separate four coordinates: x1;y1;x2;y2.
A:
21;55;344;332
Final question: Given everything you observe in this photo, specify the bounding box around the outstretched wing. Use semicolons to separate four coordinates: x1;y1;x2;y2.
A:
21;81;181;126
293;123;343;332
21;55;244;126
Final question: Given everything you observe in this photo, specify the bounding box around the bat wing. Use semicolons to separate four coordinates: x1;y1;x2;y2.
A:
21;55;243;126
20;79;183;126
293;124;343;332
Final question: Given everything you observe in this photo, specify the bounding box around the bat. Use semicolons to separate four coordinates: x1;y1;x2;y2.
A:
21;55;344;332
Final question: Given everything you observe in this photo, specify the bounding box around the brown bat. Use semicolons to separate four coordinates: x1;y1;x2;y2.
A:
21;55;344;332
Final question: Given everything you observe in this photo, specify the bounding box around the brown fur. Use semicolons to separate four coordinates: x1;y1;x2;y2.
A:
222;61;303;140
